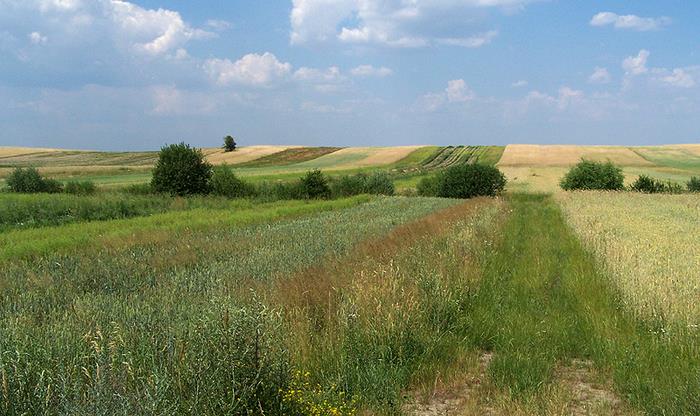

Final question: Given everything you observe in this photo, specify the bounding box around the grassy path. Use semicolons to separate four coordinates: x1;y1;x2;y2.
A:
467;193;700;415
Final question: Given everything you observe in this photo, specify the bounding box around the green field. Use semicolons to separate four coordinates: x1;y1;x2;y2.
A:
2;143;700;415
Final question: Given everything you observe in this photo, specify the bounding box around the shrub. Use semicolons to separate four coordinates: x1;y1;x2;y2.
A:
123;183;153;195
151;142;213;196
6;167;63;193
331;174;366;198
364;172;395;196
688;177;700;192
631;175;685;194
560;159;624;191
300;169;331;199
64;180;96;196
416;174;441;197
437;164;506;198
210;164;253;198
223;135;237;152
254;181;304;201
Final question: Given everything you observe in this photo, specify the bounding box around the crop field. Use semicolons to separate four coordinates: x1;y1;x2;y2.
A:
558;192;700;326
2;143;700;415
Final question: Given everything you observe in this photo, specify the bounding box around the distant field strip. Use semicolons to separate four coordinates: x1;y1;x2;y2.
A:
632;146;700;171
558;191;700;326
498;144;653;167
0;196;372;261
203;145;300;165
294;146;424;170
422;146;504;168
237;147;343;167
0;149;158;167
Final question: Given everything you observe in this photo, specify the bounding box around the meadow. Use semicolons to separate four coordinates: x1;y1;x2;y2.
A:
2;143;700;415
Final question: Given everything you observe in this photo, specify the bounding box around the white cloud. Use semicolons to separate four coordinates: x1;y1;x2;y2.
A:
205;19;232;31
446;79;475;103
290;0;534;48
437;30;498;48
590;12;670;31
512;80;528;88
623;50;650;75
28;31;48;45
293;66;343;82
204;53;292;87
589;67;611;84
657;68;696;88
350;65;393;77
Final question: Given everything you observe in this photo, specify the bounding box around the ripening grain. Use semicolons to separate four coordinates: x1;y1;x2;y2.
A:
204;145;301;165
498;144;653;167
558;191;700;327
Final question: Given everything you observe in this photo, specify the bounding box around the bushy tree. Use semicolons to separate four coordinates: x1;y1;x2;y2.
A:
223;135;237;152
631;175;684;194
331;174;367;197
560;159;624;191
299;169;330;199
437;164;506;198
688;177;700;192
6;167;62;193
416;174;441;197
364;171;395;196
151;142;213;196
210;164;253;198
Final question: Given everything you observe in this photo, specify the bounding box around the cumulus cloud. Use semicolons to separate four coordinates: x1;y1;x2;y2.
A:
589;67;611;84
28;31;48;45
437;30;498;48
446;79;475;103
350;65;393;77
656;68;696;88
623;50;650;75
590;12;671;31
290;0;532;48
204;53;292;86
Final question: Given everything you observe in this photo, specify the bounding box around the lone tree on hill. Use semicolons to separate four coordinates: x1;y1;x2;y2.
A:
223;135;237;152
151;142;213;196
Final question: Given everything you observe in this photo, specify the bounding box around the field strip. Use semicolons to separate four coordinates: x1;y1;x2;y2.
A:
0;195;372;261
498;144;653;167
204;145;302;165
557;191;700;326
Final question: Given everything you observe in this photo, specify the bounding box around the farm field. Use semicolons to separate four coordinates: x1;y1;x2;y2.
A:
2;143;700;415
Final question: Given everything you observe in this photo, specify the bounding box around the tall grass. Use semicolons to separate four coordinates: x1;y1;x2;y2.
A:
0;197;460;415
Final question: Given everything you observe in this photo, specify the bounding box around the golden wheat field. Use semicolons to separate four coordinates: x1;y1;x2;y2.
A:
498;144;653;167
0;147;64;157
557;191;700;327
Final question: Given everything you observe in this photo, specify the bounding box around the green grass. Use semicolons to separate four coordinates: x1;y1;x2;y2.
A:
633;147;700;172
0;195;372;261
0;196;461;415
467;193;700;414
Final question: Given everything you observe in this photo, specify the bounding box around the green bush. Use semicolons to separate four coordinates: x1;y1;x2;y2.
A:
64;181;96;196
210;164;253;198
253;181;303;202
364;172;395;196
331;172;395;197
223;135;237;152
122;183;153;195
560;159;624;191
332;174;367;198
300;169;331;199
151;142;213;196
416;174;441;197
437;164;506;198
688;177;700;192
631;175;685;194
6;167;62;193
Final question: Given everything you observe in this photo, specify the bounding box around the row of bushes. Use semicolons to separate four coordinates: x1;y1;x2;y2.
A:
6;167;96;195
417;163;507;198
560;159;700;193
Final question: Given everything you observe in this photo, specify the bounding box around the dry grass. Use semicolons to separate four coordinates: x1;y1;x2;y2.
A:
297;146;425;170
0;147;63;157
670;144;700;157
557;191;700;327
203;145;301;165
498;145;653;167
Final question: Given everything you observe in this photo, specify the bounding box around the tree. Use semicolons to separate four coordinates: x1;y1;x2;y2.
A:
437;164;506;198
223;135;237;152
210;164;253;198
299;169;331;199
151;142;213;196
6;167;62;193
560;159;624;191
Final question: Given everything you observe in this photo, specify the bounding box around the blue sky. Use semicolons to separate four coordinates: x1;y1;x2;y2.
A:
1;0;699;150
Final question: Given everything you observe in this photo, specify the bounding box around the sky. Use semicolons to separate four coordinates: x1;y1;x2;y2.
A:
0;1;699;150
